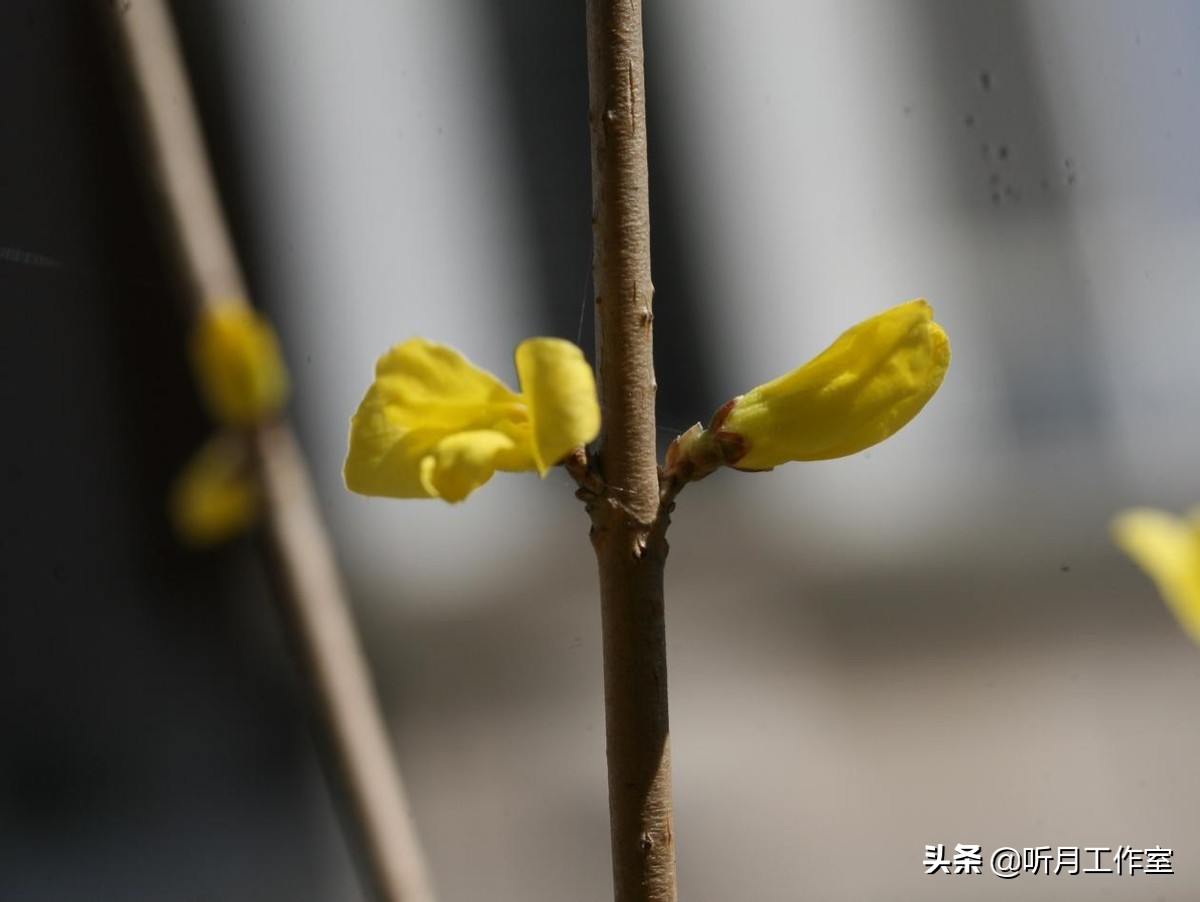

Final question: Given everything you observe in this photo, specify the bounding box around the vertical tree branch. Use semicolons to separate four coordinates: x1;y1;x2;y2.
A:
584;2;678;900
96;3;435;900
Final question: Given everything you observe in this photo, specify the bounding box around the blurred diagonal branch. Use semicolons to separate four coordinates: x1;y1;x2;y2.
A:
584;1;678;899
96;2;435;900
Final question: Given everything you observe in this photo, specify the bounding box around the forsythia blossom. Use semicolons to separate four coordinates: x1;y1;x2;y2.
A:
170;303;289;545
667;299;950;480
1112;507;1200;647
344;337;600;503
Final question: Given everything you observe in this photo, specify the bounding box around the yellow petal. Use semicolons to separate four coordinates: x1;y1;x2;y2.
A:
514;337;601;474
1112;507;1200;647
169;433;259;545
420;430;525;503
719;299;950;468
368;339;525;431
344;339;530;499
343;381;438;498
190;302;289;426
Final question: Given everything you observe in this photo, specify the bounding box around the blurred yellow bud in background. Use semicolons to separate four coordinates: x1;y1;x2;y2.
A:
169;433;259;546
190;302;289;426
1112;507;1200;647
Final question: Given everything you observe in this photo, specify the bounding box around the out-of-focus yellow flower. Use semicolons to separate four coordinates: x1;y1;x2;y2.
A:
171;302;288;545
344;337;600;503
1112;507;1200;647
190;302;289;426
169;433;259;546
714;299;949;469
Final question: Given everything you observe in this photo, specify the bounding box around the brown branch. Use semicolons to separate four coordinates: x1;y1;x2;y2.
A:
584;2;678;900
96;3;435;900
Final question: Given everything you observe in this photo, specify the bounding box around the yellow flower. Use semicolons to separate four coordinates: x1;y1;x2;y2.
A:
169;433;259;546
714;299;950;469
190;302;289;426
344;337;600;503
1112;507;1200;647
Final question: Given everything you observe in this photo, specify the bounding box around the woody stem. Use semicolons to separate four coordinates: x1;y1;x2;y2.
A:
584;1;678;900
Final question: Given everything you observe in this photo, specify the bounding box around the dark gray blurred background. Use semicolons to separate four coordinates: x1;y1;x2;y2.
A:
3;1;1199;900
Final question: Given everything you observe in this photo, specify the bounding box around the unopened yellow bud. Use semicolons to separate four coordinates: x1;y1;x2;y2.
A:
714;299;950;469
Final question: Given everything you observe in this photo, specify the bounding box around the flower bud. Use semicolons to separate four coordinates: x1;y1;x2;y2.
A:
169;433;258;545
1112;507;1200;647
190;302;289;426
713;299;949;469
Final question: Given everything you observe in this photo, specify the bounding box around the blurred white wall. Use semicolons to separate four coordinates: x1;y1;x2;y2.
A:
1028;0;1200;494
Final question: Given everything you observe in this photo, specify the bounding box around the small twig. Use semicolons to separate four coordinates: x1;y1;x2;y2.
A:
96;3;435;900
584;2;678;900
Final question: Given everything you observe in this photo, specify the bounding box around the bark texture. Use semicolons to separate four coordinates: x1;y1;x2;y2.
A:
584;1;678;899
